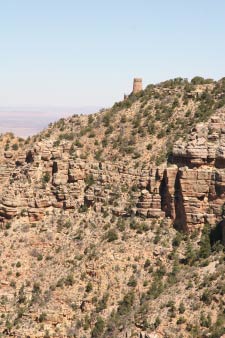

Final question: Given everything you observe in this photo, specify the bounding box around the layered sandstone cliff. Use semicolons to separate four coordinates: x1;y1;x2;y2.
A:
1;111;225;237
0;77;224;337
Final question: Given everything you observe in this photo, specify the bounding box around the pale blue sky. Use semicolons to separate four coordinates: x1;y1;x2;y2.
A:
0;0;225;108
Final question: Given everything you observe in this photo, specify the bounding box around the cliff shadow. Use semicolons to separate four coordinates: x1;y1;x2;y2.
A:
210;220;225;246
174;171;187;231
159;170;173;218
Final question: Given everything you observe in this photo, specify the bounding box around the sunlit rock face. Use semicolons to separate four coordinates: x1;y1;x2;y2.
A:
1;112;225;235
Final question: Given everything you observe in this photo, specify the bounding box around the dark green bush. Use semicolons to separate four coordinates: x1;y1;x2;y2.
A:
91;317;105;338
117;291;135;316
105;229;118;242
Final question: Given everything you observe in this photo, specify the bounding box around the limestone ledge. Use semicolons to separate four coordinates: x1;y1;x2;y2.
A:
1;115;225;235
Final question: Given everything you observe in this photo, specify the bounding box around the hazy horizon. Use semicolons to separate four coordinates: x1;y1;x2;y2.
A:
1;1;225;108
0;106;101;137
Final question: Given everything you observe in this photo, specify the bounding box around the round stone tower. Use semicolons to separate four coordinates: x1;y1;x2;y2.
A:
133;78;143;94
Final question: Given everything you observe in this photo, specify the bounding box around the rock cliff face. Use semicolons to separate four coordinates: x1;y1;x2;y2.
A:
1;112;225;236
0;78;225;337
172;110;225;235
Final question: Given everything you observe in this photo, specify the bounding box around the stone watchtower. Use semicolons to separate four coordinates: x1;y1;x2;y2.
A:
133;78;143;94
124;78;143;100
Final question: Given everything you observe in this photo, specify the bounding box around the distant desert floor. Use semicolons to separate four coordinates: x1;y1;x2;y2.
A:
0;106;100;137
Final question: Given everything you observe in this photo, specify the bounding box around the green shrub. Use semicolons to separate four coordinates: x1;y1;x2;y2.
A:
86;282;93;293
172;232;183;248
177;316;186;324
91;317;105;338
200;312;211;328
89;131;96;138
179;302;185;314
146;277;164;300
38;312;47;323
191;76;207;85
117;219;126;232
65;274;74;286
53;140;60;147
117;291;135;316
201;289;213;305
185;239;197;265
37;254;43;261
120;115;126;123
199;223;211;259
210;313;225;338
12;143;18;151
75;139;83;148
127;275;137;287
144;259;151;269
96;293;109;313
105;229;118;242
59;132;74;140
146;143;152;150
88;115;94;125
42;172;50;183
85;174;94;186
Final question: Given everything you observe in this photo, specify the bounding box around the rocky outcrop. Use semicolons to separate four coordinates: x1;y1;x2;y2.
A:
1;106;225;237
1;78;225;337
173;110;225;168
0;129;225;234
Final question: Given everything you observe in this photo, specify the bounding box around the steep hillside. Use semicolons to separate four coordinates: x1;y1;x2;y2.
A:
0;77;224;338
38;76;225;165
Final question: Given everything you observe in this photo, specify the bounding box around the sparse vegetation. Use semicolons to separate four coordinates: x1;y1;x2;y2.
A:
0;77;224;337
